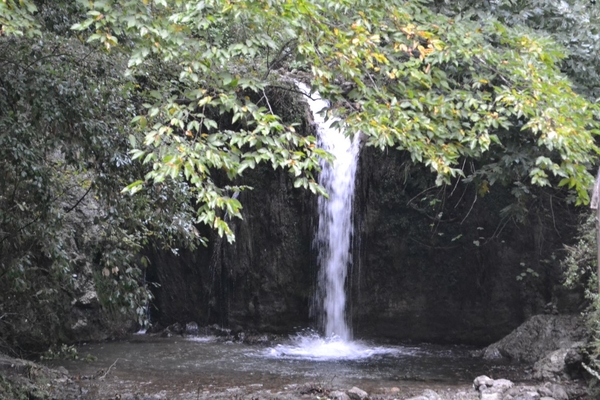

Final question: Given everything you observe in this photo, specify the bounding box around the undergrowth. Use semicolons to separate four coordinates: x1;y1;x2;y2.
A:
563;211;600;393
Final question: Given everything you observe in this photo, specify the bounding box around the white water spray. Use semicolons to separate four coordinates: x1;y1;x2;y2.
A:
264;83;374;360
259;83;398;360
300;84;361;341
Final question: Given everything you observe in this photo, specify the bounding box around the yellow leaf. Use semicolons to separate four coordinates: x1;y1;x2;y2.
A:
198;96;212;106
417;31;433;39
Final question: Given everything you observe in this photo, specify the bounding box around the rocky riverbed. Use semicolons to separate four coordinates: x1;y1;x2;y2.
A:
0;351;590;400
1;314;593;400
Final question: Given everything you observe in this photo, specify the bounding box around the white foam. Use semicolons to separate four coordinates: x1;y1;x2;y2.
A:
186;336;217;342
264;332;399;361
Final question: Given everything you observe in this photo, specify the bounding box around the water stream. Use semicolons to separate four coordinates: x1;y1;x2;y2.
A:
47;336;520;398
303;81;361;341
266;82;375;359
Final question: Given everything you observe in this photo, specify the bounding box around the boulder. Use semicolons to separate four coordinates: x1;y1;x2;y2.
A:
491;379;513;392
474;375;495;390
501;384;567;400
330;391;351;400
166;322;184;335
347;386;369;400
184;321;199;335
474;376;513;394
474;376;517;400
482;315;586;363
533;348;567;381
537;383;568;400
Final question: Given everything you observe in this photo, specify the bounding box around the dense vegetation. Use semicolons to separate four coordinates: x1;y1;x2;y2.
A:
0;1;200;354
1;0;600;373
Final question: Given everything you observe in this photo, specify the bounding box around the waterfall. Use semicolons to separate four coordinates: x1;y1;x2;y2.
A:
263;83;396;360
296;82;361;341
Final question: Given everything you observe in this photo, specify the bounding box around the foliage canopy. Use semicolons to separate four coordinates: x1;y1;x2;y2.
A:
62;0;600;218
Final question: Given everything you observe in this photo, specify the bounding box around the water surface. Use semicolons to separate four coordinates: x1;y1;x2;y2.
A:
47;334;525;398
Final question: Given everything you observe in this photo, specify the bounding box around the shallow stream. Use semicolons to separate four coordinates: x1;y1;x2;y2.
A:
46;334;527;399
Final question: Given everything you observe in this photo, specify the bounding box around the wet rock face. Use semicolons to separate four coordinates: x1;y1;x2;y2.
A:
349;148;581;344
148;165;317;334
482;315;586;363
149;145;581;344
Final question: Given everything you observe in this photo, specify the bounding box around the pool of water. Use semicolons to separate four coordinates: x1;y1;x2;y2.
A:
46;334;525;398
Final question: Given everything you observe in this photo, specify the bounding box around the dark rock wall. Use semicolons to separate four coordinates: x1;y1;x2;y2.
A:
149;145;580;344
148;166;317;334
349;147;579;344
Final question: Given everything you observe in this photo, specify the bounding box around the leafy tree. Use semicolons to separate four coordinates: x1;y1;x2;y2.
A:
0;0;40;36
70;0;332;242
442;0;600;383
0;1;199;353
68;0;598;217
440;0;600;99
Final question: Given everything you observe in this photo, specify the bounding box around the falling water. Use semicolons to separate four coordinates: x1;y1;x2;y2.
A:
244;83;396;359
300;84;361;340
265;82;369;359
